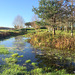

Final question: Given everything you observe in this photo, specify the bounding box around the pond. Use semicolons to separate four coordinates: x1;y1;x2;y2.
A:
0;35;75;74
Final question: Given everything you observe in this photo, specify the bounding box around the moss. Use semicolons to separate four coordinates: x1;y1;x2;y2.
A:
11;53;19;57
4;57;18;63
0;64;27;75
30;68;68;75
0;46;10;54
30;68;44;74
11;53;23;58
18;55;23;58
25;59;31;63
31;62;37;66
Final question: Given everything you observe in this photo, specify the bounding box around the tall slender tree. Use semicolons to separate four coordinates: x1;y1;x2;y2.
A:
63;0;75;36
69;0;75;36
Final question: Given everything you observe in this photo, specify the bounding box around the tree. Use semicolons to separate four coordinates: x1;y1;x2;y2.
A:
32;0;65;35
58;0;72;32
68;0;75;36
25;22;31;28
31;14;40;29
13;15;25;29
61;0;75;36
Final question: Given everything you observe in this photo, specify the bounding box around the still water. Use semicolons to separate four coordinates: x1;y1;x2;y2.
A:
0;35;75;73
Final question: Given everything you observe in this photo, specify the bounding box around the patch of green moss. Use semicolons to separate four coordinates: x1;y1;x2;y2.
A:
30;68;44;74
0;64;27;75
18;55;23;58
25;59;31;63
11;53;23;58
11;53;19;57
31;62;37;66
4;57;18;63
0;46;10;54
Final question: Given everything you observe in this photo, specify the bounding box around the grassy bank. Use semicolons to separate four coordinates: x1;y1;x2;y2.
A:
0;29;27;40
0;29;75;75
29;30;75;50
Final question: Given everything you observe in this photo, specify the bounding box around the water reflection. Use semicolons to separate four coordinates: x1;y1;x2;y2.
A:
13;36;26;51
32;48;75;73
0;36;75;73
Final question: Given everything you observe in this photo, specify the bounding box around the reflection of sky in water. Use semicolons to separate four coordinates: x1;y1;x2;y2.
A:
0;36;31;51
0;38;15;47
0;36;38;71
0;36;75;72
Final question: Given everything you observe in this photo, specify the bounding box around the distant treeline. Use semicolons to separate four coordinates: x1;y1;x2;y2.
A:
0;27;14;30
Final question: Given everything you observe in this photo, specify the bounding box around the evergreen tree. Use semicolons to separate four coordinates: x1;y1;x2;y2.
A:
32;0;64;35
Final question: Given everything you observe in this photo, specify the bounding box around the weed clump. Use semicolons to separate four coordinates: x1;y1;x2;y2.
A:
0;64;27;75
5;57;18;63
25;59;31;63
11;53;19;57
0;46;10;54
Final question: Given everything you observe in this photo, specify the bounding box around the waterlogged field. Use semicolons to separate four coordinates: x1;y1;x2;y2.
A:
0;29;75;75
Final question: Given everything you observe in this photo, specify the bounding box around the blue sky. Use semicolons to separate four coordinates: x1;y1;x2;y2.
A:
0;0;39;28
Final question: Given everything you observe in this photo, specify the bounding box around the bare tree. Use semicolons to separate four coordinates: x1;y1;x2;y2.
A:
31;14;40;29
13;15;25;29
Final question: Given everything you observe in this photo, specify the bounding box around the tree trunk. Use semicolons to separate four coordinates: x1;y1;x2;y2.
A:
53;28;56;35
71;23;73;36
67;27;69;33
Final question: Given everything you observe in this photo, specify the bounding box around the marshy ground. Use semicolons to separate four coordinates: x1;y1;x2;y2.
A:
0;28;75;75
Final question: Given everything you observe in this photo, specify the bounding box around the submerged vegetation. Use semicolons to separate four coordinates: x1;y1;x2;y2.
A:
0;64;27;75
0;28;75;75
0;29;75;74
25;59;31;63
11;53;19;57
0;46;10;54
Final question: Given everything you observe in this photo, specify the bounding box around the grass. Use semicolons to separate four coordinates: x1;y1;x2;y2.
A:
0;29;19;33
55;30;75;36
0;28;75;75
0;28;27;40
29;29;75;50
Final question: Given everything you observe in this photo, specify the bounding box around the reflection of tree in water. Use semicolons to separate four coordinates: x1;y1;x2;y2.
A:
13;36;26;51
33;48;75;73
